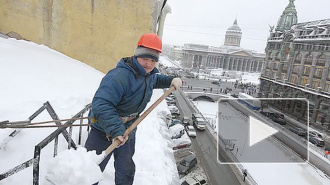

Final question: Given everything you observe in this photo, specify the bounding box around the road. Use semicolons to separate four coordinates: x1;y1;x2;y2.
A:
181;75;329;153
173;90;241;185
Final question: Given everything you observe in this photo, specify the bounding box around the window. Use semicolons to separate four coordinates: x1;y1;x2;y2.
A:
307;44;312;50
301;78;309;86
291;75;298;84
312;81;321;89
276;44;281;49
283;64;288;71
316;55;326;65
267;62;272;68
273;72;278;78
303;66;311;76
314;68;323;78
325;84;330;93
274;63;279;70
295;53;302;63
269;43;275;49
294;43;302;50
265;70;270;77
267;52;272;60
304;54;313;64
275;52;280;61
293;65;300;73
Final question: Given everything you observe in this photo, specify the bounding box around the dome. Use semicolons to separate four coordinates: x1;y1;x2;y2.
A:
224;18;242;47
227;19;242;32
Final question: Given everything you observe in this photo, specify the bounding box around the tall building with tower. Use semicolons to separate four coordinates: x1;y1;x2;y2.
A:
260;0;330;127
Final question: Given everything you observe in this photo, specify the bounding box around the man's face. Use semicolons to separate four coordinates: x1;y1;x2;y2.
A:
136;57;157;73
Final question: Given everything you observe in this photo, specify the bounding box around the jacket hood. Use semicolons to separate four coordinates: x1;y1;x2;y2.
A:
117;56;159;77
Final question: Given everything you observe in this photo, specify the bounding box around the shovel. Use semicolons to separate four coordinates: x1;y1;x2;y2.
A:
45;86;175;185
103;86;175;157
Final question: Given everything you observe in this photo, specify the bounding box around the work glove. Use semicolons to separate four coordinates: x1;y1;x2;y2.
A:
171;78;182;90
113;135;129;148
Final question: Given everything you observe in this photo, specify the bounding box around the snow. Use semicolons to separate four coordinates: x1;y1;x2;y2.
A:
208;69;261;85
159;56;181;68
45;147;104;185
1;36;329;185
196;100;330;185
0;37;179;185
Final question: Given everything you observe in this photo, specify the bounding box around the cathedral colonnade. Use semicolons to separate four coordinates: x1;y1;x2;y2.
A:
183;52;264;72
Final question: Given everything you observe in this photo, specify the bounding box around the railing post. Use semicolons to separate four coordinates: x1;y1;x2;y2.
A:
44;102;76;149
33;146;41;185
78;113;83;145
54;135;58;157
0;103;92;183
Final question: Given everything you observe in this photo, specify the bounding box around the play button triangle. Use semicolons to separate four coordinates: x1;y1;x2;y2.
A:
249;116;278;146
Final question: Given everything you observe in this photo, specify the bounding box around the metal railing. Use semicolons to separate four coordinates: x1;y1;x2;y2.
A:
0;101;91;184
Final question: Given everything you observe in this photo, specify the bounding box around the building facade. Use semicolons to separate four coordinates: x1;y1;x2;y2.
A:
260;0;330;127
0;0;169;73
181;19;265;72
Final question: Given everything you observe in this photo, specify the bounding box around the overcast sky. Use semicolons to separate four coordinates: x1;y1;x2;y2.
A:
162;0;330;53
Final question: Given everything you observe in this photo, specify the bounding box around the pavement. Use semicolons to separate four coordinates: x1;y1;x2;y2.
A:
182;77;259;98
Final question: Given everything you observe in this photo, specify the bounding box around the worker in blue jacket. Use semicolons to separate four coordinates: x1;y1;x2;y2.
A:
85;33;182;185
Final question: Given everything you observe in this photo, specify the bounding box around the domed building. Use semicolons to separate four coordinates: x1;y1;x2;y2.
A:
181;19;265;72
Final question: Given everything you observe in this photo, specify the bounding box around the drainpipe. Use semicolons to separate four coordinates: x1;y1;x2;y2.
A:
157;3;171;39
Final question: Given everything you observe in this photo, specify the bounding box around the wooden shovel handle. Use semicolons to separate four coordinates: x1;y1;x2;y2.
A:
104;86;175;156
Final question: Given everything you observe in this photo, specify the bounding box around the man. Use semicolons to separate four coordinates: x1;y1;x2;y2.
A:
85;33;182;185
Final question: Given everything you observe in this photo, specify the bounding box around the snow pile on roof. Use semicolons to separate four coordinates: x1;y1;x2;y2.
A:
45;147;104;185
0;37;180;185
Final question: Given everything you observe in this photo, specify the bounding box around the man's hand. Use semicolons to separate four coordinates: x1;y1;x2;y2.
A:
171;78;182;90
113;135;129;147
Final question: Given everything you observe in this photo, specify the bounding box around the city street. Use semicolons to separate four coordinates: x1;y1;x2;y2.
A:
180;75;259;98
173;90;241;185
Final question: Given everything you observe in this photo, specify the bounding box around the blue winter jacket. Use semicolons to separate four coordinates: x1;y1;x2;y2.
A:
91;56;173;139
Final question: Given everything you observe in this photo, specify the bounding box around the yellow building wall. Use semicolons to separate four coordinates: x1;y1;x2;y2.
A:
0;0;163;73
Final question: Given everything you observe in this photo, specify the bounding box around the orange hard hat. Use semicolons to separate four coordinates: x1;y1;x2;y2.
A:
137;33;162;53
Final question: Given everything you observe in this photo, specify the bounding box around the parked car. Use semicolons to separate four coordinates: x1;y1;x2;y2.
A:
169;105;180;115
231;94;238;98
260;111;269;117
168;94;176;99
182;116;190;126
173;140;191;150
165;113;173;120
168;119;182;128
165;97;173;101
260;112;285;120
181;175;207;185
166;98;176;105
309;130;323;139
211;81;219;85
177;154;197;175
185;125;196;137
170;124;185;139
271;116;286;125
289;127;307;137
309;136;325;147
269;112;284;119
185;73;194;78
192;113;205;130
